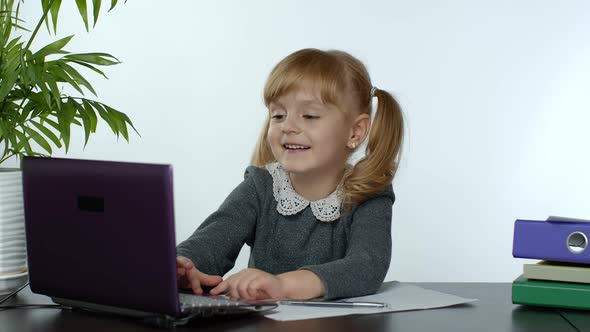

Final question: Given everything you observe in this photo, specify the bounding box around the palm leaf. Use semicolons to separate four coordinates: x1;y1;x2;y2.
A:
63;52;120;66
44;73;62;110
19;100;36;122
71;99;92;146
0;37;22;101
23;125;52;154
55;62;97;95
81;99;98;132
68;59;108;79
54;102;74;151
37;81;53;109
46;62;85;95
75;0;89;32
49;0;62;34
103;104;128;140
33;35;73;59
92;0;102;27
13;128;32;155
30;119;62;148
91;100;118;136
41;0;51;33
4;35;21;49
109;0;118;11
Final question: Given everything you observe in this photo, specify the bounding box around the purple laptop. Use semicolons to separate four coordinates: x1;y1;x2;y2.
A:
22;156;276;327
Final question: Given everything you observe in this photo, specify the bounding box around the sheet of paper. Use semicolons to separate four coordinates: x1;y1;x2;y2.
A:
264;281;477;322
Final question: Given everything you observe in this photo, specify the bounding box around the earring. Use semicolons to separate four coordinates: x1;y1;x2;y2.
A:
349;142;357;149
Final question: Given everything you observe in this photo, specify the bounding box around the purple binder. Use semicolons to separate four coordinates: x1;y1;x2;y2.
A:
513;219;590;264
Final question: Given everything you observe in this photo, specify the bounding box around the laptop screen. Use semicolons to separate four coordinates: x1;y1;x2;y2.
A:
22;157;180;316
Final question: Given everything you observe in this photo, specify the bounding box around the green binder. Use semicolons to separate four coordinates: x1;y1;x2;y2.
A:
512;274;590;310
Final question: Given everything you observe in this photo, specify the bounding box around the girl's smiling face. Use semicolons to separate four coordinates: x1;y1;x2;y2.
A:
266;87;352;178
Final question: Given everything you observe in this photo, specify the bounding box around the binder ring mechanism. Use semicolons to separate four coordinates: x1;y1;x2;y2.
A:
567;231;588;254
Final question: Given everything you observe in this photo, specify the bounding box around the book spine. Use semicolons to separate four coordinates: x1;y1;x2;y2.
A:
524;264;590;284
512;279;590;310
513;219;590;264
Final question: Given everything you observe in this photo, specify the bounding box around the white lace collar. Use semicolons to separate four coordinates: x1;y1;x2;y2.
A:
265;162;346;222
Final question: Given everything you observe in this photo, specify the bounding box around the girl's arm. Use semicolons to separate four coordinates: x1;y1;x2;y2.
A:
176;167;262;277
209;267;326;300
278;270;326;299
299;189;394;300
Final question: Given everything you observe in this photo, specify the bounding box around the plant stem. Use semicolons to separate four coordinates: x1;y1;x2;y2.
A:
24;0;55;50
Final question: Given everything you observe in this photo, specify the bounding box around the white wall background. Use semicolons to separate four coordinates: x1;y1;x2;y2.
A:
14;0;590;282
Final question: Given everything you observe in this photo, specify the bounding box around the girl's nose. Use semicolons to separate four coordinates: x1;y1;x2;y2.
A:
281;115;300;134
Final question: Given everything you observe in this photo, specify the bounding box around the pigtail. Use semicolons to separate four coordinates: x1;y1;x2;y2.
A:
342;88;404;210
250;117;275;167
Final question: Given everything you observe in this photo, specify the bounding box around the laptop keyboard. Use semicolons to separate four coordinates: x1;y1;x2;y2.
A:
179;293;245;311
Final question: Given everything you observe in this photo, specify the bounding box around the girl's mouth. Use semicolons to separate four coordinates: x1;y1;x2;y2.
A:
283;144;310;150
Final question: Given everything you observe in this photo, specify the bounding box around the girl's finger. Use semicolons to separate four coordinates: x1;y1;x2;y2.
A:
237;279;251;300
240;274;261;300
246;282;259;300
196;270;223;286
209;281;229;295
227;276;242;300
185;266;203;295
176;256;194;269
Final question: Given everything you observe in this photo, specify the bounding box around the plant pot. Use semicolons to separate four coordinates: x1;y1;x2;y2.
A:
0;169;28;293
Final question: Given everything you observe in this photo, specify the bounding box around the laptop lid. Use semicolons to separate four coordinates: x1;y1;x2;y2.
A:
22;156;181;317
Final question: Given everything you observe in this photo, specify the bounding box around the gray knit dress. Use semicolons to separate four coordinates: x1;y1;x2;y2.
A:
176;163;394;300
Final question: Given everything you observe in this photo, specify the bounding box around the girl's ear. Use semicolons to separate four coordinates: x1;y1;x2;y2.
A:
348;113;371;148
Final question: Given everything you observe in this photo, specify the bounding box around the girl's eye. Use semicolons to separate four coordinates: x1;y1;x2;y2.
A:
271;114;284;120
303;115;319;119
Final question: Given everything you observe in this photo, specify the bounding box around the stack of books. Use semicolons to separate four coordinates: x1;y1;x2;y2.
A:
512;216;590;310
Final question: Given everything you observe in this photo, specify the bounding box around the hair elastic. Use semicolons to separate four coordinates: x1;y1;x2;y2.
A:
370;86;378;97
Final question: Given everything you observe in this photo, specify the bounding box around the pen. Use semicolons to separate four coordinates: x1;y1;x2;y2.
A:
278;300;388;308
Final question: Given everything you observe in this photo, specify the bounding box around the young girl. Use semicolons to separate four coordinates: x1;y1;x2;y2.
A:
176;48;404;301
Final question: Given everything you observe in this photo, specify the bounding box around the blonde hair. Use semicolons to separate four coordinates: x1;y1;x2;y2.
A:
251;48;404;210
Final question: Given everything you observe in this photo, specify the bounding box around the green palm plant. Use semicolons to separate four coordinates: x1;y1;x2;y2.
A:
0;0;136;165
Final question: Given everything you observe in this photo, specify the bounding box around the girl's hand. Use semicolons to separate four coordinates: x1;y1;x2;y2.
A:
209;268;285;300
176;256;223;295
